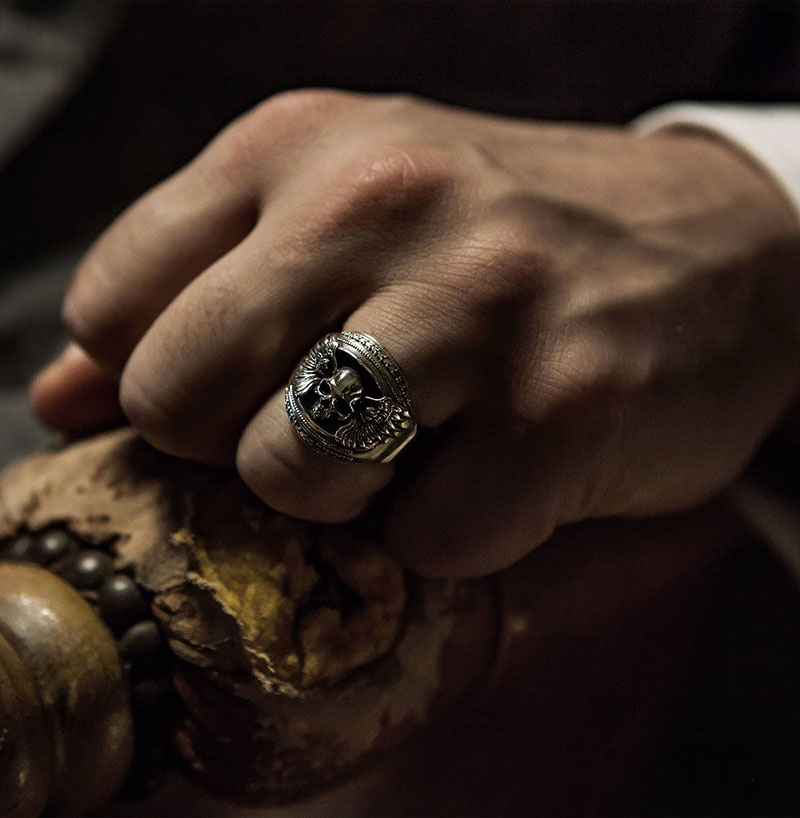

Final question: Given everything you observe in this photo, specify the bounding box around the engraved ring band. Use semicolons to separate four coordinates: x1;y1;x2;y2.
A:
285;331;418;463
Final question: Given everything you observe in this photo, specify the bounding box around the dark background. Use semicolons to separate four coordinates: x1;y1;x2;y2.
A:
3;0;800;271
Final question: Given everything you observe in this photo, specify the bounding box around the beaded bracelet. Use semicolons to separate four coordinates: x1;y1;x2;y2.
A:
0;527;181;799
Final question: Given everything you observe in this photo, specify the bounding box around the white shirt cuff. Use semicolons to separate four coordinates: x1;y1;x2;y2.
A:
633;102;800;223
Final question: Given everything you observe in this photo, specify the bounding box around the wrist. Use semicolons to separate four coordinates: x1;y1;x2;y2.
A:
633;102;800;227
644;126;800;241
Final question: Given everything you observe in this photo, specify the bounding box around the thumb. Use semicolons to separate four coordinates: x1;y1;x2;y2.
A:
31;343;124;436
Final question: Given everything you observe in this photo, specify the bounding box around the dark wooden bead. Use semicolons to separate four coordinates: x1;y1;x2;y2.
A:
118;620;167;671
117;739;167;801
54;550;114;589
131;677;178;730
33;529;77;565
2;534;37;562
98;574;148;632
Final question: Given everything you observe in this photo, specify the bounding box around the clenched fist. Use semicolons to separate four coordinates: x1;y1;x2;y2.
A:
32;90;800;576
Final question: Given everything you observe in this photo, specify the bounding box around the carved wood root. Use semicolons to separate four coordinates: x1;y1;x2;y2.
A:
0;430;492;812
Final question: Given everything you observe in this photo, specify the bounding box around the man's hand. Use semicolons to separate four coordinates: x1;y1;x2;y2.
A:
31;90;800;576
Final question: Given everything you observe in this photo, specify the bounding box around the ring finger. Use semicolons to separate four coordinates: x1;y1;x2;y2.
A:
236;283;482;523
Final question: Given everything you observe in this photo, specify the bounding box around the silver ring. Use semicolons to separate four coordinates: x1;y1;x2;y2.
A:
285;331;417;463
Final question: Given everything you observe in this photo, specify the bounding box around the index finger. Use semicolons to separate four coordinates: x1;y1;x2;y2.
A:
63;90;355;375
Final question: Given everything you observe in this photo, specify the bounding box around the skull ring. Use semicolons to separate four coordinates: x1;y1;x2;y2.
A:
285;332;417;463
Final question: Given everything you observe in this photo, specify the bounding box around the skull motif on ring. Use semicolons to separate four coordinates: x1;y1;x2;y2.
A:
291;335;414;456
312;366;363;420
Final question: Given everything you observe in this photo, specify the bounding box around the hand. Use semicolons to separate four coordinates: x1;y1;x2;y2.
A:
32;90;800;576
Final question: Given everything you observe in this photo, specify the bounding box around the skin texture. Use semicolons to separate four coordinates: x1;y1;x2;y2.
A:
32;90;800;577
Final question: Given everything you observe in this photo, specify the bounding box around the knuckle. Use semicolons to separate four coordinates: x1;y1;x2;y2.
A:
236;432;364;524
432;239;548;326
128;180;195;236
207;114;264;184
466;222;551;292
63;195;178;363
507;327;625;433
529;340;615;417
61;278;93;350
253;87;354;124
322;144;456;231
372;93;435;128
62;255;119;359
485;245;549;294
546;338;611;396
118;369;176;448
375;91;419;113
207;88;354;185
120;359;237;465
236;426;305;498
